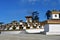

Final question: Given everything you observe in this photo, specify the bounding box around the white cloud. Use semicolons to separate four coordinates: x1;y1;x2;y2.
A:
27;0;40;5
28;0;37;2
21;0;40;4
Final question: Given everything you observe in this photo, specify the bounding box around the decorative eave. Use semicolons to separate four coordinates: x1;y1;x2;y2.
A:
51;10;60;14
40;19;60;25
25;16;32;18
45;19;60;24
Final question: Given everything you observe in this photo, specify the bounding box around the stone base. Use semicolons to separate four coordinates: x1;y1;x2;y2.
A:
25;29;44;33
46;32;60;35
1;31;26;34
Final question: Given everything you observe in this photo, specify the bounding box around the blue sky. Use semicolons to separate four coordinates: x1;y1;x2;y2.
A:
0;0;60;24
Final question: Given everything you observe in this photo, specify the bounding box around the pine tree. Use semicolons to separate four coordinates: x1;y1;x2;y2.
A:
46;10;51;19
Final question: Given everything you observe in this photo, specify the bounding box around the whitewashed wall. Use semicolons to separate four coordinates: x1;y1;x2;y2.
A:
52;14;59;19
44;24;60;35
44;24;60;32
49;24;60;32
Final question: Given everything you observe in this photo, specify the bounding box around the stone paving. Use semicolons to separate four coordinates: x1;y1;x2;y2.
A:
0;34;60;40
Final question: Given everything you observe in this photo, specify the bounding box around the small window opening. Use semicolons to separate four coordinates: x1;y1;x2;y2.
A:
55;15;57;17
